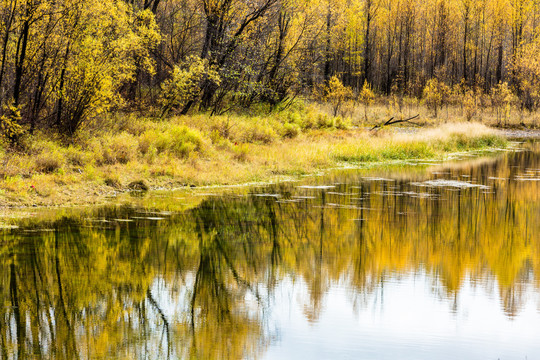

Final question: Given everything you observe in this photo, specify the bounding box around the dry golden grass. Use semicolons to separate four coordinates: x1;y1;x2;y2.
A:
0;108;512;208
310;95;539;129
362;100;539;128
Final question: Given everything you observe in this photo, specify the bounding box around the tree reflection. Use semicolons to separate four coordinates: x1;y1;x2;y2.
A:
0;148;538;359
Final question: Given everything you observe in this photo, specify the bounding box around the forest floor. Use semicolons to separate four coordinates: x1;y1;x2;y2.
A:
0;112;517;210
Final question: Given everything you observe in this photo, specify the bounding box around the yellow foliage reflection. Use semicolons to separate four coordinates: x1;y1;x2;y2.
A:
0;148;538;359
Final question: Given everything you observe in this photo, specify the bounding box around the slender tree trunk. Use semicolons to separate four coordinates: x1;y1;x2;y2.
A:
363;0;373;85
13;12;30;107
463;7;469;83
324;3;332;82
0;0;17;102
496;39;503;84
56;44;71;130
484;30;493;87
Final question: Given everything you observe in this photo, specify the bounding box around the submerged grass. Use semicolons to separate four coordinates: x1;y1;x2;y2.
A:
0;112;509;207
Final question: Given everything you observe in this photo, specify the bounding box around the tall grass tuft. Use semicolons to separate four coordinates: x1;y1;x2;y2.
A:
139;125;206;158
102;132;139;164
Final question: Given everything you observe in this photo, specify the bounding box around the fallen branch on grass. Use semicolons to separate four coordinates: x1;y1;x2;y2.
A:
370;114;421;131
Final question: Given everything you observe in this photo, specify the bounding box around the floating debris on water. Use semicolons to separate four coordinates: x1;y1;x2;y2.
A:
315;204;377;210
373;191;404;196
136;211;173;216
410;179;490;190
22;228;55;232
401;191;438;198
89;219;111;223
253;193;281;198
276;200;302;204
132;216;166;221
327;192;356;196
362;177;395;182
297;185;336;189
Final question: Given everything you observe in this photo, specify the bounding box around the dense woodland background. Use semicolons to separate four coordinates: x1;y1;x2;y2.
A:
1;0;540;140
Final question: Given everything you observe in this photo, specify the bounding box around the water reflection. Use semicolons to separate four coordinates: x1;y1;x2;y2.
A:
0;147;539;359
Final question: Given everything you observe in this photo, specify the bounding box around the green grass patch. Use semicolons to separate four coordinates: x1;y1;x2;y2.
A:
380;142;435;160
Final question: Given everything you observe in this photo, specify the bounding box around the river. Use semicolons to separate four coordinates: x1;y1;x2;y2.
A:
0;142;538;359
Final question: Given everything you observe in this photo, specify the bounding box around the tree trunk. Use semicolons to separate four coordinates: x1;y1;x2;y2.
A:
363;0;373;85
13;13;30;107
324;3;332;82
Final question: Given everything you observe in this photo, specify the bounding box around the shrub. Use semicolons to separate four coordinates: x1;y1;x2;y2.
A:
104;176;122;188
316;113;334;129
160;56;221;117
284;109;302;125
334;116;350;130
491;82;515;126
322;76;354;116
463;89;478;121
165;126;205;157
359;81;375;122
144;145;159;164
35;153;63;173
209;117;235;139
140;125;206;158
30;140;65;173
423;78;451;117
281;123;300;138
64;146;93;167
102;132;139;164
236;121;277;144
232;143;250;162
0;103;24;144
128;180;149;191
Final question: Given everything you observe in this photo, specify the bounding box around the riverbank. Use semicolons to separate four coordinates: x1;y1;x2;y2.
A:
0;117;513;209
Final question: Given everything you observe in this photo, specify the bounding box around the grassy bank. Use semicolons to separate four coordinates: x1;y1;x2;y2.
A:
0;109;508;208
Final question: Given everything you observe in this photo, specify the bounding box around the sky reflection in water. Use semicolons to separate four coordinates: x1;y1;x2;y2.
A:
1;145;539;359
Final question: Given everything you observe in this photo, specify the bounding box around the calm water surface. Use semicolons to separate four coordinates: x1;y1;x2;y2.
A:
1;145;539;359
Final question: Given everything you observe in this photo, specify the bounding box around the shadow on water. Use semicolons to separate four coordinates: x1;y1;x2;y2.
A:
0;144;539;359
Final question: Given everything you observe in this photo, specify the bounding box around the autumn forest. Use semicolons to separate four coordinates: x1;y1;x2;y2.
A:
1;1;540;358
1;0;540;141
